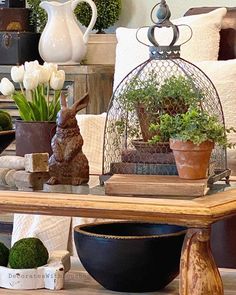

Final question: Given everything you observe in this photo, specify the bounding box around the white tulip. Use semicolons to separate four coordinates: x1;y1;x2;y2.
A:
23;71;39;90
11;65;25;83
24;60;40;73
43;62;58;78
0;78;15;96
50;70;65;90
38;65;51;84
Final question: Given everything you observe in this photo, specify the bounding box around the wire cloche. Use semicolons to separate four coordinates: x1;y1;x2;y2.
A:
102;0;231;184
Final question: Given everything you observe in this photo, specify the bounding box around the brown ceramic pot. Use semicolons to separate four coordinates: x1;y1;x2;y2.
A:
15;120;56;156
169;139;214;180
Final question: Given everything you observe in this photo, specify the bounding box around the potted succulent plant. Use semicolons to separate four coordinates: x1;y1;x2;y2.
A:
0;60;65;156
149;107;235;179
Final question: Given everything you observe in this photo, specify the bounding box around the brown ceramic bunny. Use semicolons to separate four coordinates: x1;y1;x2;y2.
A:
47;93;89;185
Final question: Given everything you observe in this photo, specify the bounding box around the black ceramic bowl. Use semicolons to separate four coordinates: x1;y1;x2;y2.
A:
74;222;186;292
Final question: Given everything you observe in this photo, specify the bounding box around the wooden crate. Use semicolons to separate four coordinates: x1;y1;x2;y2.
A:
105;174;209;198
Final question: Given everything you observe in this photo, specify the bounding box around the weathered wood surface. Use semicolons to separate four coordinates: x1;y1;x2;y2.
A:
0;268;235;294
105;174;209;197
0;188;236;227
180;228;223;295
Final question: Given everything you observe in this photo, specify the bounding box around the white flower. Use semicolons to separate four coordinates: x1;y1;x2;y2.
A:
38;65;51;84
43;62;58;78
24;60;40;73
23;71;39;90
11;65;25;83
50;70;65;90
0;78;15;95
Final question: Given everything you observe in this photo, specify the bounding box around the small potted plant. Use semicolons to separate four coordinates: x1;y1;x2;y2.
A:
0;60;65;156
77;0;121;64
149;107;235;179
119;74;202;153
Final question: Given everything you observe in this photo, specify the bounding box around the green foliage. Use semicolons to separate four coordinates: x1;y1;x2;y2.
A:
9;237;49;269
149;107;234;147
0;242;9;267
27;0;121;33
27;0;47;33
75;0;121;33
121;74;201;114
120;70;159;113
12;86;61;122
157;76;203;112
0;110;13;131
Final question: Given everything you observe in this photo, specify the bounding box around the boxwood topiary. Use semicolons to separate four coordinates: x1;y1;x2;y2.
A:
0;242;9;267
75;0;121;33
9;237;49;269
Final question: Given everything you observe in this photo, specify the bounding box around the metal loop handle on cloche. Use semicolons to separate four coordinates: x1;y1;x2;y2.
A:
136;0;193;49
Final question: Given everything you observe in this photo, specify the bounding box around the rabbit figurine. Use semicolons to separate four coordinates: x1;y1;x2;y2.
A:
47;93;89;185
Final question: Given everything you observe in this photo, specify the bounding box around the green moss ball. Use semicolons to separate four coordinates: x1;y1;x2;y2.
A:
0;242;9;267
0;110;13;131
9;238;49;269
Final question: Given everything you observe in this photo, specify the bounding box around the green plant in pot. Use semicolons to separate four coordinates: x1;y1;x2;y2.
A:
149;107;234;179
0;60;65;156
119;73;202;152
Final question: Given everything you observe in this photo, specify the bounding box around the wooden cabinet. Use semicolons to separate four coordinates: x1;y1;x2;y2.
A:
0;64;114;116
59;65;114;114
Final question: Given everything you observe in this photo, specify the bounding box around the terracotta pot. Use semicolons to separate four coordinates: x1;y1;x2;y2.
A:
15;120;56;156
169;139;214;180
136;103;157;142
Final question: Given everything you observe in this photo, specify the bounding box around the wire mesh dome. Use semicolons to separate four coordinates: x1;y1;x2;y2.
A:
103;1;230;183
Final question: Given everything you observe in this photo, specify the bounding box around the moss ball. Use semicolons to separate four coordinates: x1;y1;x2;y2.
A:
9;238;49;269
0;110;13;131
0;242;9;267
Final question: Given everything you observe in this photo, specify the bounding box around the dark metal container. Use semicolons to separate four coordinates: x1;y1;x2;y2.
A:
0;8;34;32
0;32;42;65
0;0;25;8
74;221;186;292
15;121;56;157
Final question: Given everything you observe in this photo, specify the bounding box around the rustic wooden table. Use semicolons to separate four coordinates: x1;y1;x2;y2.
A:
0;186;236;295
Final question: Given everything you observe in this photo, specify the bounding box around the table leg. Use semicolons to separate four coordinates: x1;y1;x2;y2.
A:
179;228;223;295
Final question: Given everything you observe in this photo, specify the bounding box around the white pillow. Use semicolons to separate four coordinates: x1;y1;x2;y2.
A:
76;113;106;175
194;59;236;175
114;8;227;89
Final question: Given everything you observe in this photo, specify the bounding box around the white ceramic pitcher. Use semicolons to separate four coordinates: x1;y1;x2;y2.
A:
39;0;97;64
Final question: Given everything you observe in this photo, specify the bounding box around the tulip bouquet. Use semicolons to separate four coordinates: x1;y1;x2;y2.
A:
0;60;66;121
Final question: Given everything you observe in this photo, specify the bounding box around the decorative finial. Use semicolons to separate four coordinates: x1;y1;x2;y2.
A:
135;1;192;59
155;0;171;24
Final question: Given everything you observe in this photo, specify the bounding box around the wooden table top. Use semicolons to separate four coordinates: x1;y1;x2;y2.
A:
0;184;236;227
